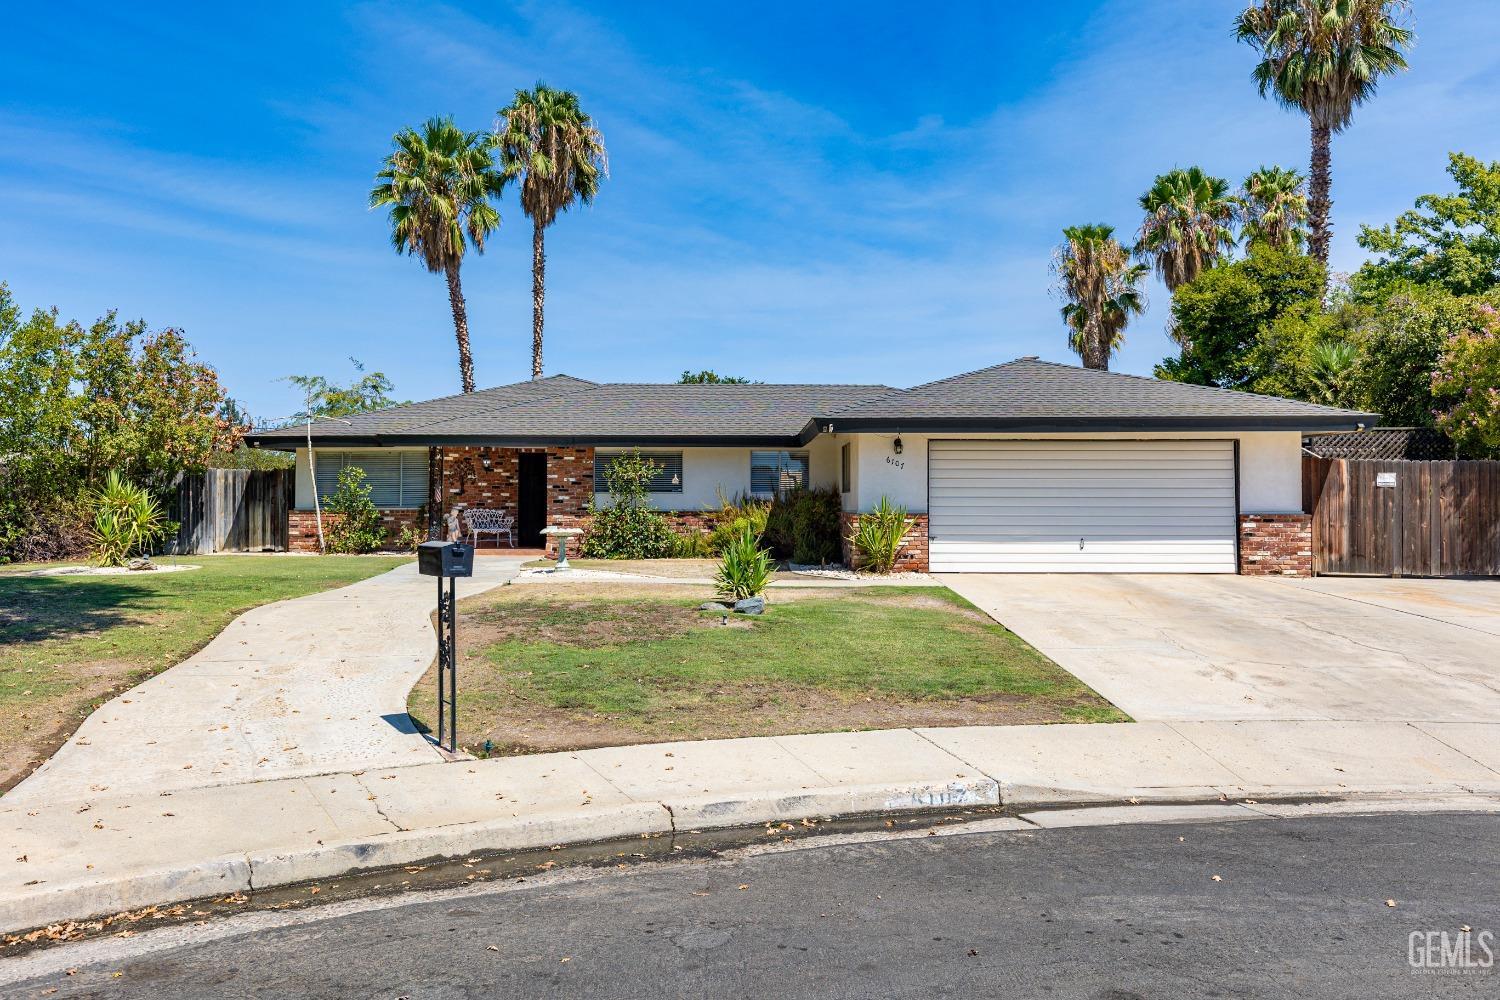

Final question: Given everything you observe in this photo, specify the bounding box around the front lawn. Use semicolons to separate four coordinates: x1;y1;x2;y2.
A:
408;583;1126;756
0;554;410;792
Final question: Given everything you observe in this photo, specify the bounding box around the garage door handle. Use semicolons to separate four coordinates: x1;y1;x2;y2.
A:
1079;537;1085;550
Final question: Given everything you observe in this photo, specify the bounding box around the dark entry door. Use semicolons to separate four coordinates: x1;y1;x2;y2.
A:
516;452;547;548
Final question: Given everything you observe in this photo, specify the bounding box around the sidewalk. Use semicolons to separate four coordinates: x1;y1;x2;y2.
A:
5;719;1499;934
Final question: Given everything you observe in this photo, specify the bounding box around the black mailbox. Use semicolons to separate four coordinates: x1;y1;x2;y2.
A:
418;540;474;578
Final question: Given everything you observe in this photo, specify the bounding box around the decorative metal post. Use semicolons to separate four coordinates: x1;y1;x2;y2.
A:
418;540;472;754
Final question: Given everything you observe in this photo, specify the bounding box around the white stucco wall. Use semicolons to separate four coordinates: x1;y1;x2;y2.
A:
845;431;1306;514
595;443;843;511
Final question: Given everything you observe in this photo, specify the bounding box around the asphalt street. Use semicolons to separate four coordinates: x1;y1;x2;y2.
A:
5;812;1498;998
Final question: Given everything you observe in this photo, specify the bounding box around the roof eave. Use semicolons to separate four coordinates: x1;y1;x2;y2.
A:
243;431;811;449
813;414;1381;434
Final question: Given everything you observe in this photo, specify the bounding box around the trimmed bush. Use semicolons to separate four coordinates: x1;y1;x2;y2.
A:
580;451;678;559
764;486;841;564
323;466;386;554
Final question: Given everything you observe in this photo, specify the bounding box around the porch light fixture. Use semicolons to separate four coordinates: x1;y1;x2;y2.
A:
479;450;493;471
893;436;903;455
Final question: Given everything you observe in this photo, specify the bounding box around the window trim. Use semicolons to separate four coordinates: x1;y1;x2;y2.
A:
593;450;684;494
312;450;427;509
749;449;810;498
840;443;851;494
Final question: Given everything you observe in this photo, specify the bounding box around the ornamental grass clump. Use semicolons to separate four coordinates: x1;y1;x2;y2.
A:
850;495;908;574
714;526;774;601
85;470;169;567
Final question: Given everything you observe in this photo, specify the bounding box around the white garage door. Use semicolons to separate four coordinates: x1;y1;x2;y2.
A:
928;439;1238;573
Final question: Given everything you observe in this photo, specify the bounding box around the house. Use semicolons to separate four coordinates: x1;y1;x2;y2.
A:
244;358;1377;576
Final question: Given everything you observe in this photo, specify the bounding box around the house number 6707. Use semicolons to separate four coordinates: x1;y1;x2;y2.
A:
886;456;906;470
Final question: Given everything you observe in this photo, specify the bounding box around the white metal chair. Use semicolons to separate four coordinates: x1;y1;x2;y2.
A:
463;508;516;549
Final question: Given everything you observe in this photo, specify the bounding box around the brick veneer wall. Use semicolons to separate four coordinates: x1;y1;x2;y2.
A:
839;512;930;573
1238;513;1312;576
287;508;420;553
541;510;717;557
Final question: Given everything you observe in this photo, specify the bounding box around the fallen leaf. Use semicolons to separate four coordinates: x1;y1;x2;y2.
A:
487;945;498;952
1211;875;1223;882
737;884;749;891
1386;899;1397;907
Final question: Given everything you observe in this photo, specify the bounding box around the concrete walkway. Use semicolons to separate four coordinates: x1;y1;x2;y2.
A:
4;559;524;807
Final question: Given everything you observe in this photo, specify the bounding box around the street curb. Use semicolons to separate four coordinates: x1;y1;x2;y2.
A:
11;776;1497;937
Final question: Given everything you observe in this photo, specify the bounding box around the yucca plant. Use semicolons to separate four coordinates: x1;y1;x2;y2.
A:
85;471;168;566
850;496;908;574
714;526;774;601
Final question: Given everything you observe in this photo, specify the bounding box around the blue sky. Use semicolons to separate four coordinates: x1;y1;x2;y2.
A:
3;1;1498;421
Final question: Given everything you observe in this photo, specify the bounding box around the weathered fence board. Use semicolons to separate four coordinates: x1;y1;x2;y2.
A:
167;469;290;553
1303;455;1500;577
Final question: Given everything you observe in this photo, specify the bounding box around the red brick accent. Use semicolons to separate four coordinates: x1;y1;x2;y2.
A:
839;511;930;573
541;509;716;557
1238;513;1312;576
287;508;420;553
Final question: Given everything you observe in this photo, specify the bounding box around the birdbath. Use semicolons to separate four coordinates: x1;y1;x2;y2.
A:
539;526;584;570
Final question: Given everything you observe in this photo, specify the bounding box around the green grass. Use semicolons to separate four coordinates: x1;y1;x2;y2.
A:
415;585;1126;755
0;554;410;788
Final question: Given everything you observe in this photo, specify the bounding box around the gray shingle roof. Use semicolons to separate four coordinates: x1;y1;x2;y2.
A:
244;359;1375;449
820;359;1376;431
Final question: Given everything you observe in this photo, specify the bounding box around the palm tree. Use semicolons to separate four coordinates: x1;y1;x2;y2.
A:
1236;165;1310;250
370;117;503;393
1235;0;1413;276
1136;167;1237;292
1053;224;1148;371
1308;339;1360;405
494;84;608;379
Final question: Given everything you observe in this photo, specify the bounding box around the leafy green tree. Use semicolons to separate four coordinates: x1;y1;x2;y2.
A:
283;358;403;421
0;283;238;560
1243;299;1361;402
1155;242;1324;388
1236;165;1310;250
370;117;503;393
1235;0;1413;277
322;466;387;553
1430;304;1500;458
1135;167;1237;291
1053;224;1147;370
1356;153;1500;297
495;84;608;379
580;451;676;559
678;370;753;384
1351;284;1500;427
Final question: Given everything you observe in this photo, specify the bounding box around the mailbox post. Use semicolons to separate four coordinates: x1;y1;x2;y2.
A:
418;540;474;753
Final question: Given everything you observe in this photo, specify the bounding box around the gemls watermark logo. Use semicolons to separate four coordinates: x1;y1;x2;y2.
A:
1409;928;1495;975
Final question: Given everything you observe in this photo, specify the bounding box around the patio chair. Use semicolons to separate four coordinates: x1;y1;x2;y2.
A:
463;508;516;549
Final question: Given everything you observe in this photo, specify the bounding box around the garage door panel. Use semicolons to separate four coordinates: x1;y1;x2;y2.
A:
928;439;1237;574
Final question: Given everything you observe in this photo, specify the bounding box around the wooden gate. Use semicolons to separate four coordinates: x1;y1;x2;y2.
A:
1304;456;1500;576
168;469;291;553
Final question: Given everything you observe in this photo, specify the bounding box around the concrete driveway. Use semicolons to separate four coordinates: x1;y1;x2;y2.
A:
939;574;1500;723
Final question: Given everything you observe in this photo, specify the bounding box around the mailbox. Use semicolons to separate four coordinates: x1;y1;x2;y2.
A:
418;540;474;578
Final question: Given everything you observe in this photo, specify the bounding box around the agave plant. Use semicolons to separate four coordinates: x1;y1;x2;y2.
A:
849;496;909;574
714;526;774;601
85;471;168;567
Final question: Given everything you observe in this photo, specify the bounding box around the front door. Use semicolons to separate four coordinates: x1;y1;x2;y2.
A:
516;452;547;548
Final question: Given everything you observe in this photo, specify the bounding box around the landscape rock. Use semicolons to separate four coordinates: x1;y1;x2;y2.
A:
127;557;156;571
699;601;730;611
732;597;765;615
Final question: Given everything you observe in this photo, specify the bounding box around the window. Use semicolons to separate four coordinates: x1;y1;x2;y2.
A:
313;451;427;508
594;451;683;493
750;450;809;497
840;443;851;494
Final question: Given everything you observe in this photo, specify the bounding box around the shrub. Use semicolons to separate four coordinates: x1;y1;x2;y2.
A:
670;530;714;558
763;486;842;564
714;526;774;601
580;451;678;559
849;495;908;574
84;470;170;566
323;466;386;554
707;491;769;554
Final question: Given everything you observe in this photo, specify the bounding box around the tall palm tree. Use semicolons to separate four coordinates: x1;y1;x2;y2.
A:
1135;167;1237;292
1053;224;1148;371
1236;165;1310;250
370;117;503;393
494;84;608;379
1235;0;1413;276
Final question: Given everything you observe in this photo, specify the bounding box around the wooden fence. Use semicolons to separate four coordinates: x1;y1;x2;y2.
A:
167;468;291;554
1303;456;1500;577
